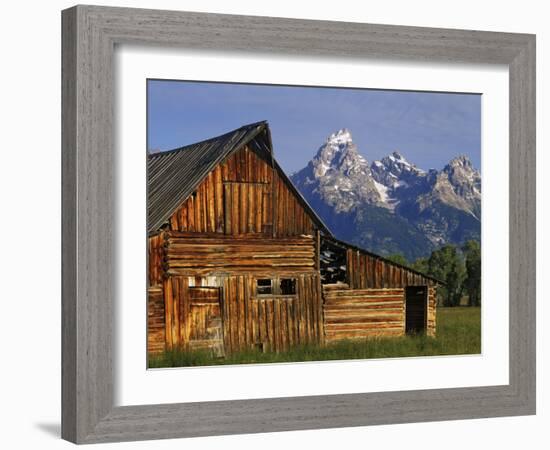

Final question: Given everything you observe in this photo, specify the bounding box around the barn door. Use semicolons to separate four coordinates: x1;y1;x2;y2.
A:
187;287;224;357
405;286;427;334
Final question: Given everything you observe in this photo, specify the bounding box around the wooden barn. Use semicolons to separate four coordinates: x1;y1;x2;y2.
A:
147;121;441;356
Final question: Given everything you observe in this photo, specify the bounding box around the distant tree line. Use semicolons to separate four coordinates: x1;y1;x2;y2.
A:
386;240;481;307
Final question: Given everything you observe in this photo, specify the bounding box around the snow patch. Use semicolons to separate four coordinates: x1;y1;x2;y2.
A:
392;180;409;189
373;180;389;202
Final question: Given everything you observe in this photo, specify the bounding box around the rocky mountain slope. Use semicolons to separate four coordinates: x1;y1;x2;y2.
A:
290;129;481;261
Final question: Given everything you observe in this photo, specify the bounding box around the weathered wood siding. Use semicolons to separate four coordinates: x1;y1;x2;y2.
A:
346;248;435;288
323;285;438;343
147;234;166;354
147;286;165;353
222;274;323;353
162;273;323;353
427;286;436;337
323;286;405;342
163;232;316;276
166;145;316;237
148;233;164;287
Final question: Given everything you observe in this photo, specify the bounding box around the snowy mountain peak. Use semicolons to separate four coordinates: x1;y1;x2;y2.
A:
371;151;425;192
444;155;479;184
313;129;367;178
448;154;475;170
290;131;482;260
326;128;353;146
292;129;382;213
390;151;406;161
441;154;481;213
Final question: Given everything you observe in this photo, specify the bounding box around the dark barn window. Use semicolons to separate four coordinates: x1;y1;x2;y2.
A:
256;279;272;295
280;278;296;295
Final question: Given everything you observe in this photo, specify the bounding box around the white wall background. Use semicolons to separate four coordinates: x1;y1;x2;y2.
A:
0;0;546;448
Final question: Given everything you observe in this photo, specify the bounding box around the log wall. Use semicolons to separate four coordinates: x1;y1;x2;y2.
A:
166;145;316;237
323;285;438;343
323;286;406;342
163;232;316;277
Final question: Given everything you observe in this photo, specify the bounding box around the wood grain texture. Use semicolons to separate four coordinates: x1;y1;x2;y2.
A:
62;4;536;444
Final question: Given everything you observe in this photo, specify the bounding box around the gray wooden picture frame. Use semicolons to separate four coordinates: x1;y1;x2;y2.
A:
61;4;536;444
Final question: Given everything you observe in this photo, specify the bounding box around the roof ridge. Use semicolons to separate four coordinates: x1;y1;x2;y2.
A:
148;120;268;159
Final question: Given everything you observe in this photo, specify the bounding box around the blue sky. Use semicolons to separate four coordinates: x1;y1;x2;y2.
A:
147;80;481;174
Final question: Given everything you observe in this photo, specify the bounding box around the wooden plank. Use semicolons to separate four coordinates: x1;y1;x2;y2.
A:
231;183;239;235
185;195;194;232
165;246;315;255
250;299;258;346
324;304;404;313
229;277;237;352
180;203;188;232
325;322;404;331
308;276;317;342
247;183;254;233
325;329;404;340
304;274;311;344
214;166;223;232
259;299;266;349
287;299;295;348
224;277;232;354
325;314;403;324
244;276;252;347
349;251;355;289
273;299;281;352
280;300;287;351
255;185;262;233
240;183;247;234
266;299;274;352
166;231;314;243
316;275;324;345
223;184;231;235
163;278;173;348
237;276;244;349
170;212;179;231
207;172;216;233
324;288;404;297
272;171;278;237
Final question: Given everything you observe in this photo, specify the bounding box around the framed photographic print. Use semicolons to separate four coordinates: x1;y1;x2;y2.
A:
62;4;536;444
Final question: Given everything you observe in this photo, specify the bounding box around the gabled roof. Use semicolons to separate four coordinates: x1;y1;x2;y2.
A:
147;121;330;234
147;121;266;232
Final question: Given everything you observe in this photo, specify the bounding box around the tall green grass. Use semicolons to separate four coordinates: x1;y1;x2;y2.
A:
148;306;481;368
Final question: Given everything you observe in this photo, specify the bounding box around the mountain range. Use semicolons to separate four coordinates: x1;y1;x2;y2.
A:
290;129;481;261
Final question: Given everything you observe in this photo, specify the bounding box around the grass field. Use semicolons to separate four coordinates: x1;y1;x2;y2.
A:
148;306;481;368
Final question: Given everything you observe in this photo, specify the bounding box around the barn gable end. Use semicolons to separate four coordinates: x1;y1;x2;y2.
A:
165;144;318;237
